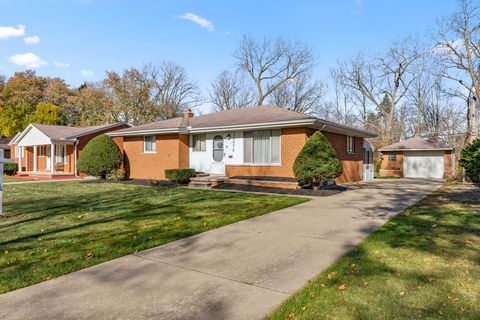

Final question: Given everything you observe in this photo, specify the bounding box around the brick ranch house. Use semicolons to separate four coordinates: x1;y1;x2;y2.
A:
108;105;377;185
9;123;130;176
379;137;456;179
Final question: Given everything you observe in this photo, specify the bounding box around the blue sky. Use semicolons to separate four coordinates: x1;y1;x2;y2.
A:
0;0;458;112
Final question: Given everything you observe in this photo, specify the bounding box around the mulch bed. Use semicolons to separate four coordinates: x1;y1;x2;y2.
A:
213;183;346;197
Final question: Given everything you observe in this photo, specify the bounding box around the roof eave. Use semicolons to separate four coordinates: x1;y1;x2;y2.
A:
379;148;454;152
317;120;377;138
107;127;187;136
189;119;319;133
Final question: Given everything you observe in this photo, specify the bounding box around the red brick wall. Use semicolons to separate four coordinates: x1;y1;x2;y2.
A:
226;128;365;183
116;134;190;180
380;151;403;177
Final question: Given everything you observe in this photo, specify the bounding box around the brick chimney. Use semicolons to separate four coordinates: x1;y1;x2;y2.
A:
183;108;194;119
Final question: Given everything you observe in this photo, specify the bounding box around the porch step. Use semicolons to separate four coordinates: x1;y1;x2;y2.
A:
189;175;228;189
194;172;210;177
226;178;299;190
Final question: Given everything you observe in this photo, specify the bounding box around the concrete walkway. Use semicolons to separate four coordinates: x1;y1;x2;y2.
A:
0;179;442;320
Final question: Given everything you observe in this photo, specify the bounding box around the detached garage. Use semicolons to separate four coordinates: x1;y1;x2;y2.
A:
379;137;455;179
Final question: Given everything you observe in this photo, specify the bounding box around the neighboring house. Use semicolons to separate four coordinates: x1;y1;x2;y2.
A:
9;123;130;176
0;137;11;158
108;105;377;183
379;137;455;179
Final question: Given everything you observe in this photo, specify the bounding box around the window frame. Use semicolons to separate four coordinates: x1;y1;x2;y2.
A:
243;129;281;165
38;145;46;156
192;134;206;152
388;154;397;162
143;135;157;153
347;135;356;154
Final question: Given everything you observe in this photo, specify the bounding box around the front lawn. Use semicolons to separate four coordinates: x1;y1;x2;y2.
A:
267;182;480;320
2;175;34;183
0;181;307;293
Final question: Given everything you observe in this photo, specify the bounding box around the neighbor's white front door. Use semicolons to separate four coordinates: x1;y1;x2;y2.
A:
210;134;225;175
403;151;444;179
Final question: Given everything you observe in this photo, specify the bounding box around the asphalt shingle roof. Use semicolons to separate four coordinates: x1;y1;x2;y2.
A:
379;137;453;151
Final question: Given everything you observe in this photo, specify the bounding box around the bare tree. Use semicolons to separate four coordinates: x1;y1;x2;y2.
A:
234;35;314;106
269;73;327;114
338;37;419;140
434;0;480;142
150;62;201;119
209;70;255;111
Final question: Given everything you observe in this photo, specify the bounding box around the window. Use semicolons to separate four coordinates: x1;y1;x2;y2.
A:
143;135;156;153
347;136;355;154
15;146;24;158
55;144;67;164
192;134;206;151
38;146;46;156
388;154;397;161
244;129;280;164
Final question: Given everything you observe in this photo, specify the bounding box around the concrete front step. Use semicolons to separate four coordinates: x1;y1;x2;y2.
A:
189;175;228;188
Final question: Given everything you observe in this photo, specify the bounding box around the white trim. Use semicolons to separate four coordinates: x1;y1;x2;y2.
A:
33;146;37;172
74;142;78;176
380;148;454;152
50;143;54;174
108;127;188;137
143;135;157;153
68;123;131;138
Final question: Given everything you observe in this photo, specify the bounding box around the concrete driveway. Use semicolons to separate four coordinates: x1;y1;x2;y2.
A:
0;179;442;320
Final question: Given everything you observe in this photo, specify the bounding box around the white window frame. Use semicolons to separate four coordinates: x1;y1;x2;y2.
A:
388;154;397;161
143;135;156;153
38;145;46;156
55;144;67;164
192;134;206;152
347;136;356;154
16;146;24;158
243;129;281;165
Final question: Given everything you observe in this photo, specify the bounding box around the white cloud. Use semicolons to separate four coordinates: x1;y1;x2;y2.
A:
53;61;70;68
9;53;47;68
81;69;94;77
178;13;215;32
23;35;40;44
432;39;465;56
0;25;26;39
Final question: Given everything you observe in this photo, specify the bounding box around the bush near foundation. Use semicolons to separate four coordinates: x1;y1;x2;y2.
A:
3;162;18;176
77;134;122;179
165;168;196;184
293;131;343;189
459;138;480;186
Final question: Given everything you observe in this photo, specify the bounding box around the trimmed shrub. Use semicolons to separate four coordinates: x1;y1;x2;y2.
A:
77;134;122;179
293;131;343;189
165;168;196;184
3;162;18;176
459;139;480;186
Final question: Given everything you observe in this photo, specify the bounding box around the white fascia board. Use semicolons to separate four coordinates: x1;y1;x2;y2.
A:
189;119;319;133
107;127;187;137
379;148;453;152
68;123;131;139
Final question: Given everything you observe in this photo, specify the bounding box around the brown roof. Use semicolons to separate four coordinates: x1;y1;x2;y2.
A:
116;105;314;133
379;137;453;151
33;123;125;139
112;105;377;138
0;137;11;150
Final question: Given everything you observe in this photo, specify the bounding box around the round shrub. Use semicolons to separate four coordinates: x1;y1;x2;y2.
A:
293;131;343;189
459;138;480;186
77;134;122;178
165;168;196;184
3;162;18;176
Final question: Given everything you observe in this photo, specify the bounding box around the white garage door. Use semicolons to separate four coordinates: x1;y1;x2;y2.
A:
404;151;444;179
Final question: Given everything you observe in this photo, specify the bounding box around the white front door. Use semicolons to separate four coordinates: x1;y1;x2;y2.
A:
363;149;374;181
403;151;444;179
211;135;225;174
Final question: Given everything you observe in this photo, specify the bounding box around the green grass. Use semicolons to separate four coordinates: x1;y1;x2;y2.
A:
0;181;307;293
267;182;480;320
3;175;34;183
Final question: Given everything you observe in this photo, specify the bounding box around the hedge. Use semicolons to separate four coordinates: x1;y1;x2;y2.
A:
165;168;196;184
77;134;122;178
3;162;18;176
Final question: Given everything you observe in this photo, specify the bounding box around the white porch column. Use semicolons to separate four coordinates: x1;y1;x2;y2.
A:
33;146;38;172
18;146;22;173
74;142;78;176
50;143;55;174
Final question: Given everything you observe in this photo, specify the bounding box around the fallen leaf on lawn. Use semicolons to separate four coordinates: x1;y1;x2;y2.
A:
432;224;437;228
447;295;457;302
287;312;296;318
364;281;368;286
427;278;434;283
395;272;401;277
301;306;306;311
320;283;326;288
4;250;8;255
327;272;337;279
417;286;424;289
465;269;469;274
338;284;348;290
400;291;405;296
85;252;94;260
309;292;315;298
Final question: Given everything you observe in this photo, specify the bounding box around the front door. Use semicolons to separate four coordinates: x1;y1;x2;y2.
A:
363;149;374;181
211;135;225;174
